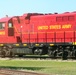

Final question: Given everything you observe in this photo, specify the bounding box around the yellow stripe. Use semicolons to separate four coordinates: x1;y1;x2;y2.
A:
23;44;27;46
50;44;54;46
73;42;76;45
35;44;39;46
0;44;4;46
15;44;19;46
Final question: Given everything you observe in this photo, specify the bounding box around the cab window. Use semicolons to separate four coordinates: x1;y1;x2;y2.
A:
8;23;13;28
0;23;5;30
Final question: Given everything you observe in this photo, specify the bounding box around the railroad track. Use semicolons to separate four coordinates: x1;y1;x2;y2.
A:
6;56;76;59
0;69;49;75
0;55;76;60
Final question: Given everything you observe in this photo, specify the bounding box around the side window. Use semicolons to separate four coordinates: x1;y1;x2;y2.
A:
8;23;13;28
62;16;68;21
0;23;5;29
68;16;74;21
56;17;62;22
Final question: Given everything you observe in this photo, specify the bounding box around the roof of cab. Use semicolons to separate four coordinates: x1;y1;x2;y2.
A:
0;17;12;22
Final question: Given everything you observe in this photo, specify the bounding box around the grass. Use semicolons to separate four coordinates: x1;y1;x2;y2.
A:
0;59;76;75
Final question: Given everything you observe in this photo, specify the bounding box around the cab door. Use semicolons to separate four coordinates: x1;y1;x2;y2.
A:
8;22;14;36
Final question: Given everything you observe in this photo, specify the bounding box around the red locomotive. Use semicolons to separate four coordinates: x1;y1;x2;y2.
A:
0;12;76;59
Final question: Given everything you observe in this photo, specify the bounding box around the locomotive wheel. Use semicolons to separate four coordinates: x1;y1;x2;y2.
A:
1;46;13;57
0;48;2;57
48;50;52;57
10;51;14;57
48;49;57;58
1;46;7;57
34;48;43;55
74;50;76;59
1;50;6;58
62;50;68;60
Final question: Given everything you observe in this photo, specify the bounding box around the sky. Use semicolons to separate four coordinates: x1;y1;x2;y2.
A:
0;0;76;18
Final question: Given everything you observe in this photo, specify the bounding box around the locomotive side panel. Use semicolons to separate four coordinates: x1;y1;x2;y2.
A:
29;13;76;44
